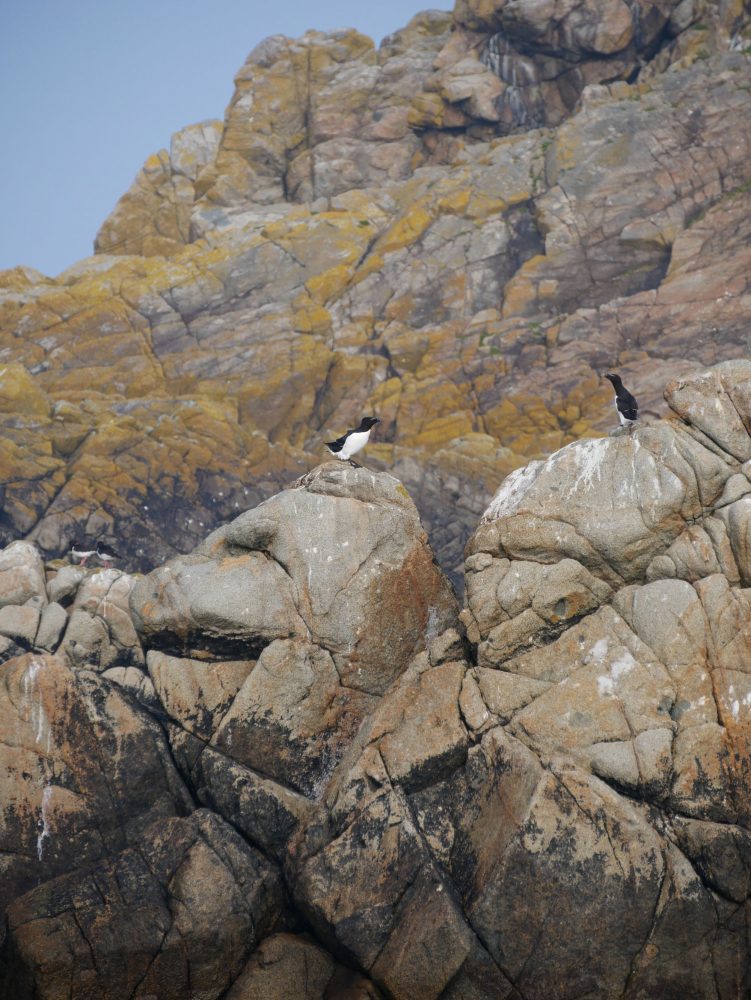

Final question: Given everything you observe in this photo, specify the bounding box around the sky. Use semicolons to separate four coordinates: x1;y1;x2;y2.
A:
0;0;454;277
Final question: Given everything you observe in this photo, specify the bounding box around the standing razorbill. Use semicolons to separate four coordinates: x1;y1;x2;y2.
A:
326;416;380;467
604;373;638;432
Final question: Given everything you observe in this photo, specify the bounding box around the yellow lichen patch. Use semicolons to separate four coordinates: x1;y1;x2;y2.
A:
352;252;385;283
483;394;566;455
237;345;333;446
466;192;507;220
437;188;472;216
0;267;51;292
382;326;430;374
312;353;389;434
305;265;354;305
0;364;50;417
370;377;403;429
548;126;583;176
408;92;447;129
377;203;434;255
143;151;168;175
293;304;332;334
408;413;475;451
384;294;416;325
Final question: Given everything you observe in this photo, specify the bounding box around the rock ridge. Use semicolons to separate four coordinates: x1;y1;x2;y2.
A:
0;361;749;997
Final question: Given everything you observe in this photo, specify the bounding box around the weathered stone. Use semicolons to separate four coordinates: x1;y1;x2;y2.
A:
1;26;749;590
46;564;87;604
102;665;162;715
95;120;224;256
186;744;314;860
0;542;46;610
225;933;381;1000
213;638;376;797
0;6;750;996
56;569;144;671
132;464;457;694
3;810;284;1000
447;364;751;994
350;653;468;793
0;605;39;646
0;653;192;920
147;649;253;739
665;361;751;462
33;601;67;652
294;787;480;998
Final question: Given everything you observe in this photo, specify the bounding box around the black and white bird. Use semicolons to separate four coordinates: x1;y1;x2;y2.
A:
326;416;380;467
70;541;95;566
604;372;638;432
96;540;120;569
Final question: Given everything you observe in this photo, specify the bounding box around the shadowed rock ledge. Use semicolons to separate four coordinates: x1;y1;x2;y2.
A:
0;361;750;999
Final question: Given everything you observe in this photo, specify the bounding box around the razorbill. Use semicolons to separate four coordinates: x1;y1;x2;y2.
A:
70;541;95;566
326;416;380;467
96;540;120;568
604;373;638;432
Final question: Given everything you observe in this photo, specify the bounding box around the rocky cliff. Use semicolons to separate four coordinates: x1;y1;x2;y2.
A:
0;1;750;585
0;360;750;999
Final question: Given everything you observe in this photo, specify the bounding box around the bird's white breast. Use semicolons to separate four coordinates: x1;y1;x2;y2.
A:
339;429;371;460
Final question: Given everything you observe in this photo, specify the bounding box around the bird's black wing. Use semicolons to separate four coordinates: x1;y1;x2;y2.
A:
326;434;347;452
617;390;638;422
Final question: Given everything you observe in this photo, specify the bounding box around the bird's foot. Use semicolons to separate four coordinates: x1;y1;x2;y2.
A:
348;460;361;468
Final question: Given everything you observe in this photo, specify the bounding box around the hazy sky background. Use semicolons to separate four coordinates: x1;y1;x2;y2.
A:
0;0;453;277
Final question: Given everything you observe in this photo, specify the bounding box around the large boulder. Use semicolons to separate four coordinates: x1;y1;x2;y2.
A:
0;542;47;610
131;463;458;694
60;568;144;670
449;361;751;996
129;463;458;855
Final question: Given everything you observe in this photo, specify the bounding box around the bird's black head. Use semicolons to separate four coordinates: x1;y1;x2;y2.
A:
604;372;622;389
358;416;380;430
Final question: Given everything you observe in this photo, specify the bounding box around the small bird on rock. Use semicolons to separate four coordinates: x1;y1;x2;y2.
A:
96;540;120;569
604;372;638;433
70;541;95;566
326;416;380;467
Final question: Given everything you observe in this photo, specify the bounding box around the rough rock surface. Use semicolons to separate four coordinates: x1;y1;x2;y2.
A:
131;463;458;825
0;4;749;587
0;362;750;998
0;652;192;923
1;811;284;1000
